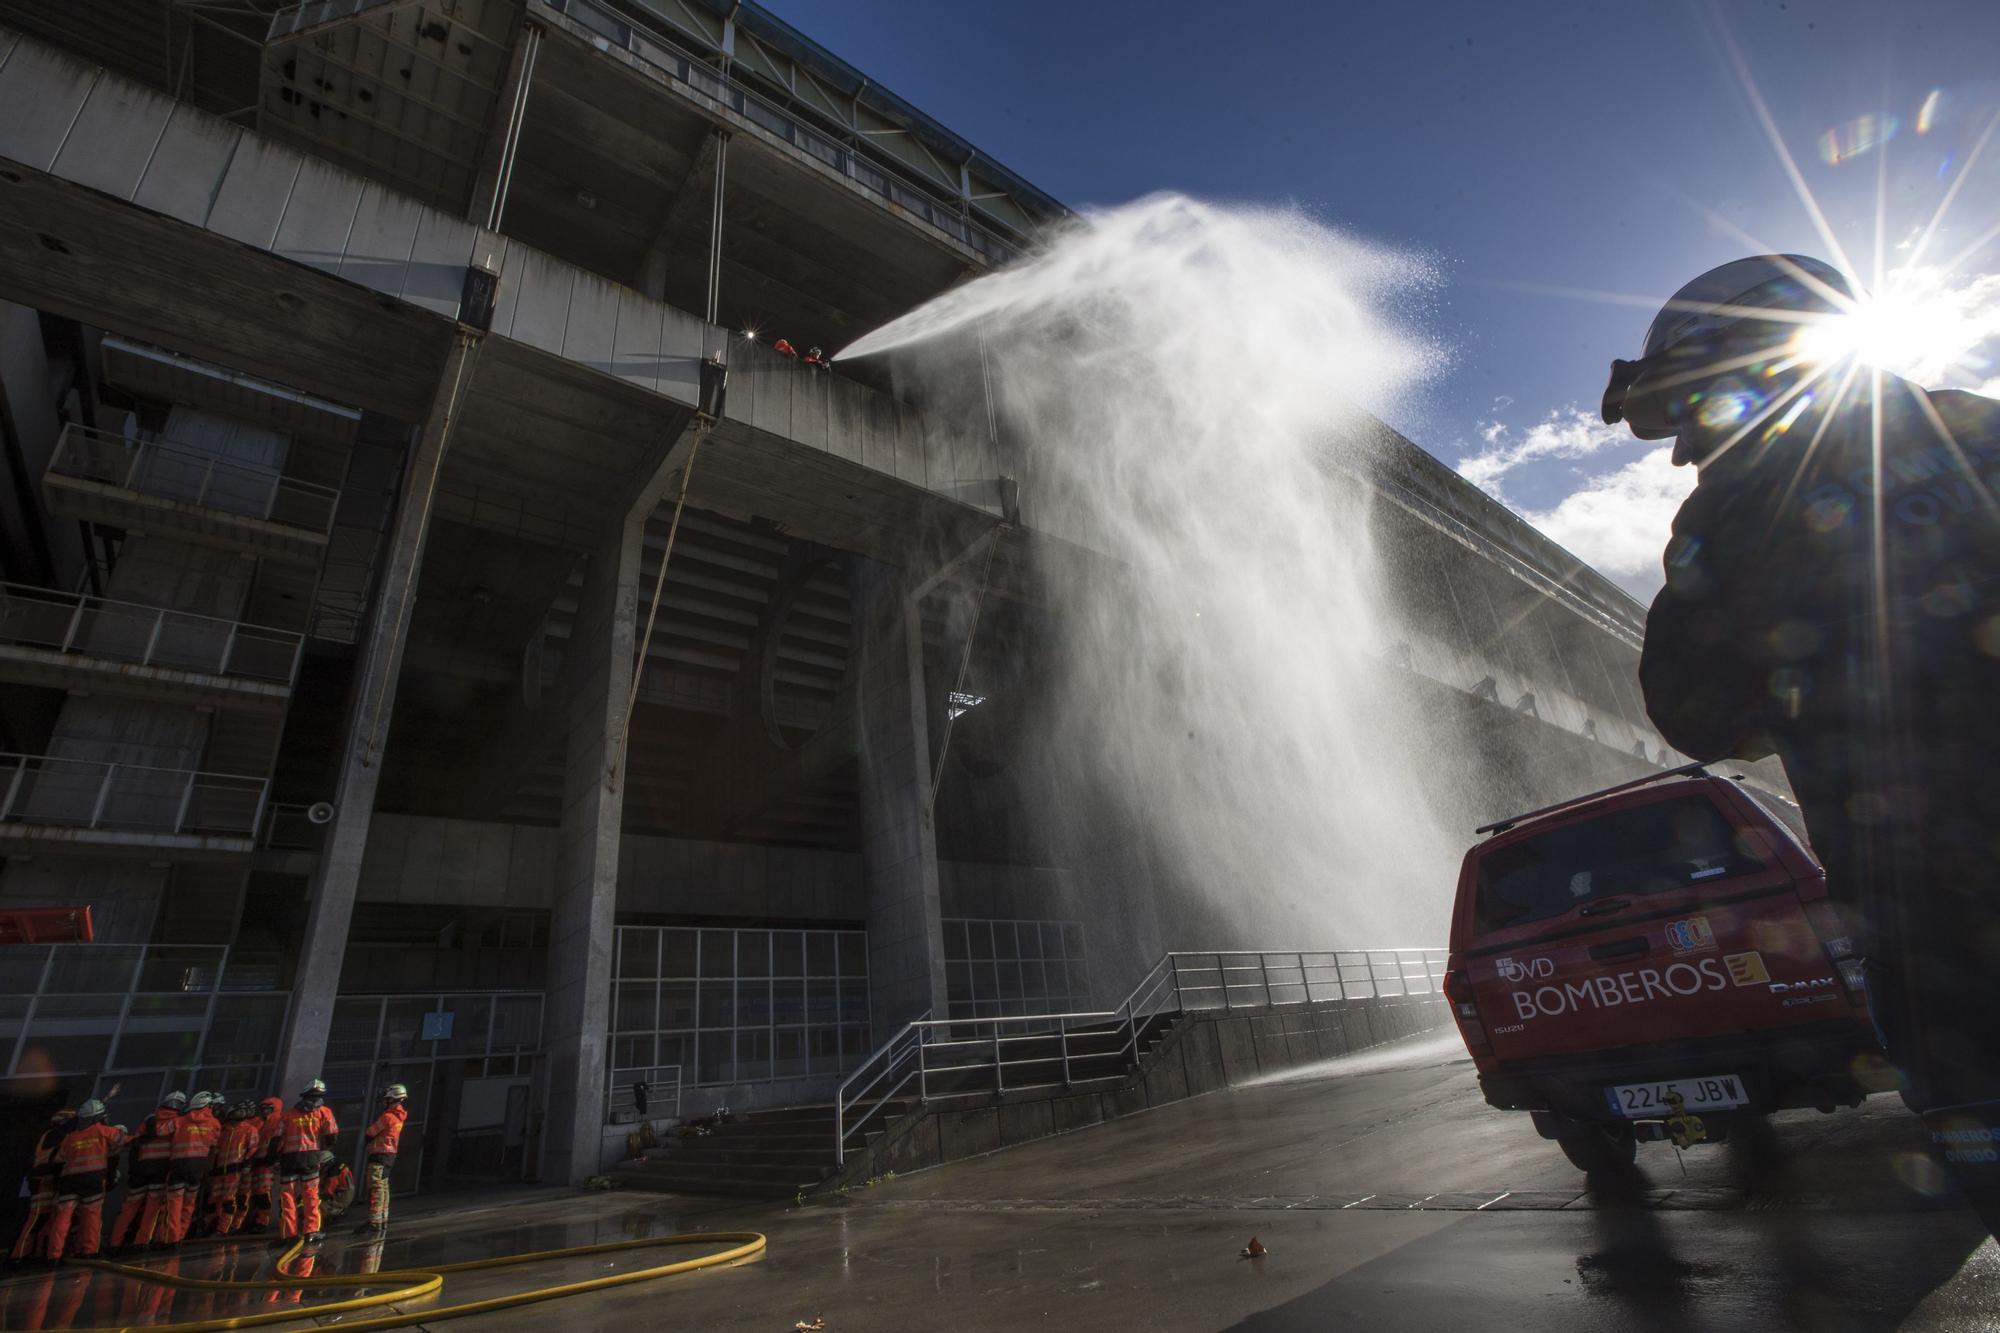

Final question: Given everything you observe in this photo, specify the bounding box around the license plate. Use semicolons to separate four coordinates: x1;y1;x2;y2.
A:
1605;1074;1748;1118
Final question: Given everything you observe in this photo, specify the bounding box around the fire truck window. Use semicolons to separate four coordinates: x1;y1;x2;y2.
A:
1475;795;1765;934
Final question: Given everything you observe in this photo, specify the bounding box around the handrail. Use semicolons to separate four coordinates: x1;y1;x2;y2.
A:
0;752;270;839
47;424;341;538
833;946;1445;1165
606;1063;684;1124
540;0;1026;265
0;582;305;686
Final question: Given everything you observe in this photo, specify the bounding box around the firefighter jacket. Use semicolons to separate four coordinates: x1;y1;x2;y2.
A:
57;1123;132;1177
255;1105;285;1159
220;1119;262;1169
321;1162;355;1210
28;1125;69;1177
279;1104;339;1154
363;1103;408;1157
133;1109;180;1165
171;1107;221;1162
1639;379;2000;1112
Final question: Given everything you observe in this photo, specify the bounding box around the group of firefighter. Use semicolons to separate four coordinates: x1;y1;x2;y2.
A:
9;1078;410;1265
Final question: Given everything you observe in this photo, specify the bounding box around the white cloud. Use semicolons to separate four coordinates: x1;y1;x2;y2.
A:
1454;406;1629;499
1516;447;1695;599
1451;405;1692;599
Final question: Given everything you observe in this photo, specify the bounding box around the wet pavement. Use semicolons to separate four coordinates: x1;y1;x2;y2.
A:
5;1031;1996;1330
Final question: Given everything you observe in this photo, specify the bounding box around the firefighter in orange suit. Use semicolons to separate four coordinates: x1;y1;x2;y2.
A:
43;1101;131;1262
8;1108;74;1262
243;1096;283;1234
205;1102;258;1237
164;1092;220;1244
276;1081;338;1243
109;1091;183;1252
352;1084;408;1236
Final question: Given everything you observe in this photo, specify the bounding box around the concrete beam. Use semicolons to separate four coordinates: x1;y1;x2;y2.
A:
637;129;722;303
275;331;483;1093
542;418;702;1184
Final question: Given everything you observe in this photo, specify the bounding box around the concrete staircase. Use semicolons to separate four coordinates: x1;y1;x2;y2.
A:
611;1101;910;1199
609;1012;1182;1198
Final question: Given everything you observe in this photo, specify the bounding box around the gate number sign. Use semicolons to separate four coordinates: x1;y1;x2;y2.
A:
422;1011;454;1041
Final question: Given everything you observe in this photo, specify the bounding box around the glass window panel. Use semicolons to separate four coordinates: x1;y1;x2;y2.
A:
1000;924;1023;960
996;962;1023;1000
699;931;735;979
45;946;142;995
1041;923;1065;959
735;1029;770;1082
325;998;382;1064
772;931;803;978
738;931;770;978
840;1026;868;1061
836;932;865;977
662;929;698;978
696;1031;733;1085
485;1054;517;1077
0;995;27;1068
655;1034;691;1077
21;993;125;1073
379;998;436;1059
805;979;837;1025
699;983;734;1028
108;995;208;1070
773;1027;805;1079
968;923;993;961
659;982;696;1028
137;946;221;993
203;995;286;1066
771;980;804;1027
1070;961;1090;999
443;995;493;1054
0;950;50;995
838;979;868;1024
1019;960;1045;1001
492;995;541;1050
1063;924;1084;959
944;920;967;961
946;961;972;1006
805;932;835;976
612;1034;653;1071
808;1027;840;1074
739;978;772;1027
618;929;659;979
615;982;656;1034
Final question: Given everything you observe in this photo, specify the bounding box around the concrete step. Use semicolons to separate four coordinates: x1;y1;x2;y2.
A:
643;1144;835;1168
611;1169;806;1200
622;1157;830;1187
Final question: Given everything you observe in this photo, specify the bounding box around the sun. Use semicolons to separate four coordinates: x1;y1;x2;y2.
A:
1788;283;1980;380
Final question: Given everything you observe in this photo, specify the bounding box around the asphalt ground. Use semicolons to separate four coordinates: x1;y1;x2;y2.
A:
4;1030;1994;1331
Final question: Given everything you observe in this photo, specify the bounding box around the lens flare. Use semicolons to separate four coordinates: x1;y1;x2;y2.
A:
1817;114;1900;166
1788;279;1991;379
1916;89;1944;135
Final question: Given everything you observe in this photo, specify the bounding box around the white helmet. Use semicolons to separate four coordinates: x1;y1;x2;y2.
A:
1603;254;1854;459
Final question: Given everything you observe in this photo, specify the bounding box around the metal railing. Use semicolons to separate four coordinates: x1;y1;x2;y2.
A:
834;948;1446;1165
48;424;340;538
0;583;304;686
0;752;269;839
544;0;1026;265
606;1063;684;1124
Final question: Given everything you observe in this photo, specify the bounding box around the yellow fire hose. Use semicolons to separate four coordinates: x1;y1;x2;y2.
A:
53;1229;767;1333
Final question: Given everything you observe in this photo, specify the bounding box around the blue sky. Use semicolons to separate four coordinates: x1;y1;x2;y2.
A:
765;0;2000;596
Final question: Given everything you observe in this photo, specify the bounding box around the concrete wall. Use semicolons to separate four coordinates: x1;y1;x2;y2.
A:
843;993;1450;1187
352;812;865;919
937;861;1081;923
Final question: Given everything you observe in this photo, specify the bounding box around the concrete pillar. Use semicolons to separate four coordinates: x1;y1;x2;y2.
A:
540;425;699;1184
276;332;481;1092
850;560;948;1041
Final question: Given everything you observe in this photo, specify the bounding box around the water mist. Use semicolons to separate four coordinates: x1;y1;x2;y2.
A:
842;194;1467;959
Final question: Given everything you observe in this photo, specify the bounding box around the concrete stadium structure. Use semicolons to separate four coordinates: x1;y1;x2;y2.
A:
0;1;1699;1189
